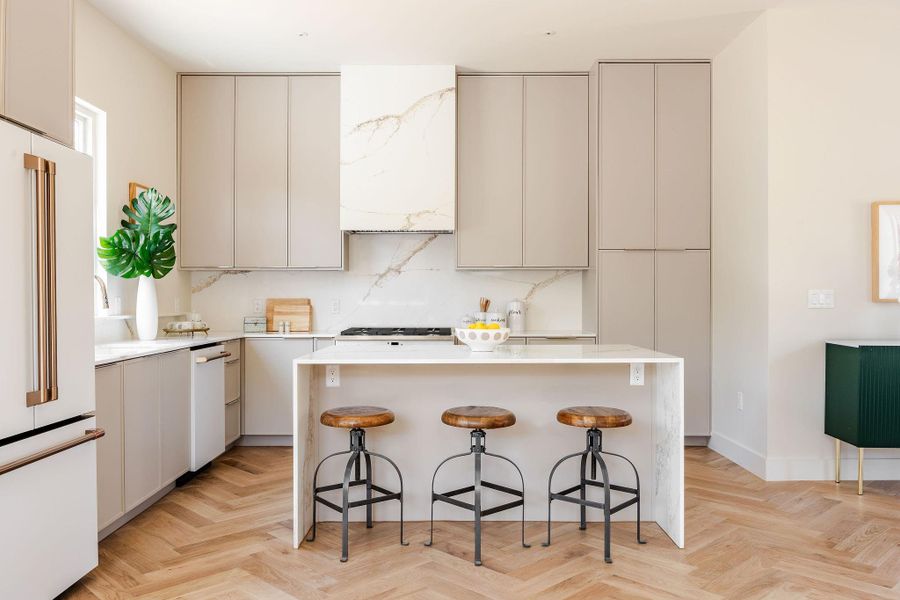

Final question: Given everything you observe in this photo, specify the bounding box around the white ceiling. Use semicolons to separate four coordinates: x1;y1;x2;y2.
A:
87;0;780;72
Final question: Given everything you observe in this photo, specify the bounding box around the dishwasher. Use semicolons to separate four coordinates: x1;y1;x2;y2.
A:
190;344;228;471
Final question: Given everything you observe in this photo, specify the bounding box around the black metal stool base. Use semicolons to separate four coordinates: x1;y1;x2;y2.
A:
307;428;408;562
425;429;530;566
544;428;646;563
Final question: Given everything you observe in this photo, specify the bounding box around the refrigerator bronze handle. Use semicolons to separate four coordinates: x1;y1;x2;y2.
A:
46;159;58;401
0;429;105;477
24;154;51;407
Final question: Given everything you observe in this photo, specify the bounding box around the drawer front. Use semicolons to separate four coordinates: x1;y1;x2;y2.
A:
225;360;241;404
225;399;241;444
526;337;596;345
224;340;241;362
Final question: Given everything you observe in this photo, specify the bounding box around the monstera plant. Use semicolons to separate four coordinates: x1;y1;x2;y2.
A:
97;188;177;340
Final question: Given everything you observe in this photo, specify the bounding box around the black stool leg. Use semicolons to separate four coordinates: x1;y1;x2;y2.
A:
543;450;583;546
599;449;647;545
368;451;410;546
340;450;359;563
363;451;373;528
579;452;588;530
424;451;470;547
307;449;353;542
474;450;483;566
592;449;612;563
484;451;531;549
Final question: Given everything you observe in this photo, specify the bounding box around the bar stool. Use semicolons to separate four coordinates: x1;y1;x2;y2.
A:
544;406;646;563
307;406;408;562
425;406;530;566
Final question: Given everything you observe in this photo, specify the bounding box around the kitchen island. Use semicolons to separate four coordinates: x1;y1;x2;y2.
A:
292;344;684;549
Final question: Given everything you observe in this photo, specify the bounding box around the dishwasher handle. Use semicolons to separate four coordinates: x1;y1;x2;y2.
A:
195;351;231;364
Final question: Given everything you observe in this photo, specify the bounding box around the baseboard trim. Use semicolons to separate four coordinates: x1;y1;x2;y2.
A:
238;435;292;447
98;483;175;541
765;454;900;481
708;431;766;479
685;436;709;447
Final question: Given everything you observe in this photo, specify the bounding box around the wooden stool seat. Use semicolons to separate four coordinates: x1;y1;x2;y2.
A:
320;406;395;429
441;406;516;429
557;406;632;429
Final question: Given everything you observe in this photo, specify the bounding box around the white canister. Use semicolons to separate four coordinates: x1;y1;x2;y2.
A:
460;314;476;327
506;299;525;333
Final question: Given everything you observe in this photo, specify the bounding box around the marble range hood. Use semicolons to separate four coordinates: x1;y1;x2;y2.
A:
339;65;456;232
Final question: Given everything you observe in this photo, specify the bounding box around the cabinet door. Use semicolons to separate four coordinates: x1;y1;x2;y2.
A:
289;76;343;268
180;75;235;268
3;0;73;146
159;350;190;485
123;357;161;510
457;75;523;268
523;75;588;267
235;76;288;267
95;364;123;530
225;400;241;445
599;64;655;250
656;251;710;436
244;339;313;435
598;251;655;349
655;64;710;249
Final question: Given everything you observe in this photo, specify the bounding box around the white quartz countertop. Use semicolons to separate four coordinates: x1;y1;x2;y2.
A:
294;343;681;365
827;339;900;347
95;331;338;366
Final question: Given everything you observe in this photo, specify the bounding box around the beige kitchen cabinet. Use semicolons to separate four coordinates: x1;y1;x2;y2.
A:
2;0;73;146
244;338;314;435
95;363;124;531
457;75;523;268
179;75;235;268
656;251;710;436
599;64;655;250
159;350;190;486
224;340;242;445
655;64;710;249
235;76;289;267
123;356;161;511
523;75;589;267
457;74;588;269
313;337;335;350
598;251;655;349
289;76;343;269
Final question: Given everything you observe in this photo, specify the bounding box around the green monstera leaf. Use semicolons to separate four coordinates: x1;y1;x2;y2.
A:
121;188;177;237
96;188;177;280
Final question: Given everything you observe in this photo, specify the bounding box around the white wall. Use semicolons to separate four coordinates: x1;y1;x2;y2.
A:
765;0;900;479
711;0;900;480
75;0;188;341
710;14;769;477
191;234;583;332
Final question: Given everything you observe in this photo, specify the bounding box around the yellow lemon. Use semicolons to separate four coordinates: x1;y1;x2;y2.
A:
487;323;501;329
467;323;478;329
474;322;487;329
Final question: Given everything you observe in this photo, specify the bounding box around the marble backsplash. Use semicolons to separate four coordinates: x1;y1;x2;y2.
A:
190;233;583;332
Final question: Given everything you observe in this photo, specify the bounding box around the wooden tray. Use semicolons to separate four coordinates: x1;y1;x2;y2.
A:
265;298;312;332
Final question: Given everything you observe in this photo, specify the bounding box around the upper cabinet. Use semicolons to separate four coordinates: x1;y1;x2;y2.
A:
1;0;74;146
178;74;345;270
235;76;288;268
180;76;235;268
457;74;589;269
597;62;710;251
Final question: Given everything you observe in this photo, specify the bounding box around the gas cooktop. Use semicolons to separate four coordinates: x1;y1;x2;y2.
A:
339;327;451;337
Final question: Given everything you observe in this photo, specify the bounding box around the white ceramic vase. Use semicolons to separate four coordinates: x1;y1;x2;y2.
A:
136;275;159;341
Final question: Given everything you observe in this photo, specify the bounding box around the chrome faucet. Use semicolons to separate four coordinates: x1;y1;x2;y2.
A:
94;275;110;309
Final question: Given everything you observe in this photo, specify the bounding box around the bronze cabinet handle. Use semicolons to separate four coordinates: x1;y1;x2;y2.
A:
0;429;105;476
195;351;232;364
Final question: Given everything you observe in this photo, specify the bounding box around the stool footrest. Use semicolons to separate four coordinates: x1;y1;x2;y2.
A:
313;479;401;513
550;477;639;515
432;478;525;516
585;480;637;495
315;479;367;494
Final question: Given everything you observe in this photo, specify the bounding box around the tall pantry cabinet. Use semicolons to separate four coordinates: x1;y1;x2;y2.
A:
590;62;711;437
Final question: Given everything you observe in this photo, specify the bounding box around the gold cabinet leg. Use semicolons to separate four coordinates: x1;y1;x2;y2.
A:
834;438;841;483
857;448;864;495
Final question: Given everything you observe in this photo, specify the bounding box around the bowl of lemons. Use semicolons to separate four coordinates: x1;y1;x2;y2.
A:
455;322;510;352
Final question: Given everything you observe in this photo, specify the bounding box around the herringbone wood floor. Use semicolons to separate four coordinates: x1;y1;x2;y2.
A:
62;447;900;600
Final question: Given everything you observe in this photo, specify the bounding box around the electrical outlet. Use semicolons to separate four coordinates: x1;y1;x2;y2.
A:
326;365;340;387
252;298;264;315
737;391;744;411
331;299;341;315
807;289;835;309
629;363;644;386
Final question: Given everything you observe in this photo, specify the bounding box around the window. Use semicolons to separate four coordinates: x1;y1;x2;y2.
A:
74;97;108;315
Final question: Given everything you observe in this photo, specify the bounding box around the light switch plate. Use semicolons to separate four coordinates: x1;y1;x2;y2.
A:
808;289;835;309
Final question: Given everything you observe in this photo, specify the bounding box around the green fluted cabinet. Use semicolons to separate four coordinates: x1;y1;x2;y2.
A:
825;341;900;494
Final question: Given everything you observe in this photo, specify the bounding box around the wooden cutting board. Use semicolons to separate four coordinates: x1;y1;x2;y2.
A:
265;298;312;332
